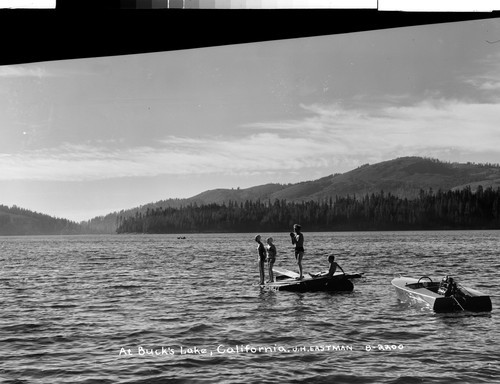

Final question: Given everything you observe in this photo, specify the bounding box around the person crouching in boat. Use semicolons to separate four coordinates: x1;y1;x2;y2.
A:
255;235;267;285
290;224;304;280
438;276;458;297
327;255;345;278
266;237;277;282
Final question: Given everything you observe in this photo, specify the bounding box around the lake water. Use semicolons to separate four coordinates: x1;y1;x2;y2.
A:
1;231;499;383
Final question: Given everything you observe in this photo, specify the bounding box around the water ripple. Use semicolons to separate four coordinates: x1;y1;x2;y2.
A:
0;231;499;383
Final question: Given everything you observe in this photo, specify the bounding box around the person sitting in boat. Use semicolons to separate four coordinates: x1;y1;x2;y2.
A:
438;276;457;297
290;224;304;280
327;255;345;278
266;237;277;283
255;235;266;285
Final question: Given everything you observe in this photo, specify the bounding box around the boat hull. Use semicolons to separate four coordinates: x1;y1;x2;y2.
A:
391;276;492;312
264;268;361;292
263;267;362;292
270;275;355;292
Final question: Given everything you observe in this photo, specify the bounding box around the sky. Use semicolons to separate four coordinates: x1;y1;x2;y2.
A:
1;17;500;222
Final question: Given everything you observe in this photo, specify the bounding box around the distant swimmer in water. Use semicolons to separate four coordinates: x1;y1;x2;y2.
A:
255;235;266;285
266;237;276;282
290;224;304;280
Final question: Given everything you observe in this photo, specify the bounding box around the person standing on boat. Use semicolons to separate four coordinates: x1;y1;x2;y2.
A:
290;224;304;280
255;235;267;285
266;237;277;283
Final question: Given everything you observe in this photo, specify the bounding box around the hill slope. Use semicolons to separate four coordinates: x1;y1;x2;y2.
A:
0;205;85;236
188;157;500;203
5;157;499;235
86;157;500;233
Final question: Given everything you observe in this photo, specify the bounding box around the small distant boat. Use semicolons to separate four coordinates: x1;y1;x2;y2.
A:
391;275;492;312
263;267;363;292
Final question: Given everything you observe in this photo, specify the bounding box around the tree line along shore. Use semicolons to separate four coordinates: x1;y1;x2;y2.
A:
116;186;500;234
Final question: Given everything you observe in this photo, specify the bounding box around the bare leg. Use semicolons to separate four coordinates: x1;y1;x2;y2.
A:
268;261;274;282
259;260;265;285
297;252;304;279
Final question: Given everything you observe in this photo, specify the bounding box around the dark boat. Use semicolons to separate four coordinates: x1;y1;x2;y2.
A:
263;267;363;292
391;275;492;312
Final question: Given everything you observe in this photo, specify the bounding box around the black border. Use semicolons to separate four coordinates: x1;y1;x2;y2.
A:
1;9;499;65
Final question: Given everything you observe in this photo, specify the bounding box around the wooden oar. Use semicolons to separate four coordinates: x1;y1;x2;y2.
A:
452;295;465;311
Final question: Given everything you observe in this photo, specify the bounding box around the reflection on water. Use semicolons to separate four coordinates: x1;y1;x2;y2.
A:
0;231;499;383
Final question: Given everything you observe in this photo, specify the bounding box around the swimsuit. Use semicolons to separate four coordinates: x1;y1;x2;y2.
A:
294;233;304;253
267;244;276;262
258;242;266;262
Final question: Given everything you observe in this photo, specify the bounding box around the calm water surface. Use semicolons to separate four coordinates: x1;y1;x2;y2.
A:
1;231;499;383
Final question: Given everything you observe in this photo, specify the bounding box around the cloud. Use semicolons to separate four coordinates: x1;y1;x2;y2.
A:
1;96;499;182
0;63;94;80
245;98;500;162
0;135;322;181
462;52;500;97
0;65;54;78
0;129;346;182
468;79;500;91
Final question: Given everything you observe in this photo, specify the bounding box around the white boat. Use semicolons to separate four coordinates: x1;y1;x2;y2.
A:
391;275;492;312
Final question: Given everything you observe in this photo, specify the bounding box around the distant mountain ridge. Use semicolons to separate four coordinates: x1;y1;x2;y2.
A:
0;205;84;236
85;156;500;233
185;156;500;204
3;157;500;235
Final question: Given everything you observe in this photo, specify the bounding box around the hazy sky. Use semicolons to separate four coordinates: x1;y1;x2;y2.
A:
1;18;500;221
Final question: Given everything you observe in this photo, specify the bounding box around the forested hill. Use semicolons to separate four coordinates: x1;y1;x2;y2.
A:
0;205;86;236
126;157;500;210
92;157;500;233
4;157;500;235
117;187;500;233
188;157;500;204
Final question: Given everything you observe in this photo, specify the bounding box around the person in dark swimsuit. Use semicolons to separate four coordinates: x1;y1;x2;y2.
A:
266;237;276;283
327;255;345;278
255;235;266;285
290;224;304;279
